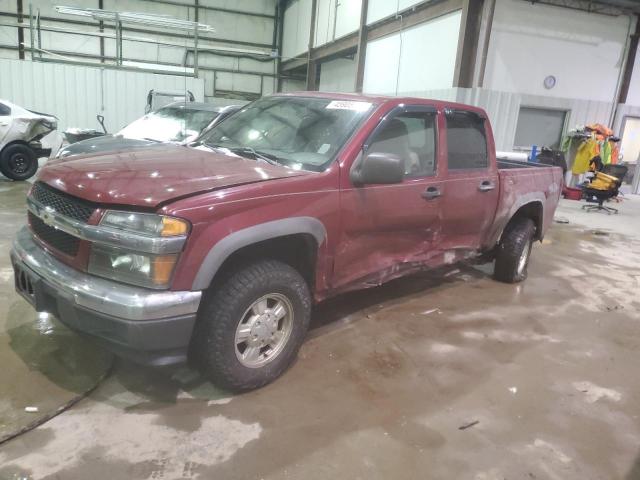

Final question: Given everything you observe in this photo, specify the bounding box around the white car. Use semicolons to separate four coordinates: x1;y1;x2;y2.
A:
0;99;57;180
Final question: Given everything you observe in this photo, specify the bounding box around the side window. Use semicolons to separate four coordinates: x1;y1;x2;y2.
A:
368;111;437;177
0;103;10;116
446;111;488;170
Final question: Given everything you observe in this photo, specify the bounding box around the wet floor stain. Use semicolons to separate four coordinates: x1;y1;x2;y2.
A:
0;179;113;444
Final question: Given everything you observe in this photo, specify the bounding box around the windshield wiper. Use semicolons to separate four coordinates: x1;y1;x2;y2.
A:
201;142;280;166
230;147;280;166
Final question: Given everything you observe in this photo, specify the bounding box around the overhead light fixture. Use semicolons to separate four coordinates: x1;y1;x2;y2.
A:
55;6;215;33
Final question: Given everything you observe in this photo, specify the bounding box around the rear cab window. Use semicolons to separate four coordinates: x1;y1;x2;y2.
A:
445;109;488;170
0;103;11;116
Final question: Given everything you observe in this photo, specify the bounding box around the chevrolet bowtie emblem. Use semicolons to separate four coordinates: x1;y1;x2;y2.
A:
41;207;56;227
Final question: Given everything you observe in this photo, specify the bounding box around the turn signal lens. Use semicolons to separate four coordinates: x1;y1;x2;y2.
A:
152;255;178;286
161;217;189;237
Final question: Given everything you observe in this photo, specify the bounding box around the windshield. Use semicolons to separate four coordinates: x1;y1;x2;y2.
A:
118;106;218;142
199;96;374;171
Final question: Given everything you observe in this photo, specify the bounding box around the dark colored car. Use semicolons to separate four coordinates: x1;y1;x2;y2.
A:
12;93;563;392
56;102;241;159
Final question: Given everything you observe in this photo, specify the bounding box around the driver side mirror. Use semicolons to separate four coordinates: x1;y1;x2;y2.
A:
350;151;404;185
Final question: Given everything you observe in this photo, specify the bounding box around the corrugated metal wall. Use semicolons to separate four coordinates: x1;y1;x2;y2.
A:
0;57;205;132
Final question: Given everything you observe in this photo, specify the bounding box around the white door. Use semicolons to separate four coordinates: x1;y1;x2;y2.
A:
620;117;640;194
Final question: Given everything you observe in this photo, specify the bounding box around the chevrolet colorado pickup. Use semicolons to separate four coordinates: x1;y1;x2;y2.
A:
11;93;563;392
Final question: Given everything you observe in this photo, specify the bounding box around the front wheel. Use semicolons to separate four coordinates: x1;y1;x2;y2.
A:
0;144;38;181
494;217;536;283
191;260;311;392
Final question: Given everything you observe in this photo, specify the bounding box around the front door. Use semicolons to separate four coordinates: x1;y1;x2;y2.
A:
333;106;445;290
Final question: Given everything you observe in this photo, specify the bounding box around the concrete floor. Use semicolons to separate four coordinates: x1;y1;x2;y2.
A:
0;183;639;480
0;180;111;444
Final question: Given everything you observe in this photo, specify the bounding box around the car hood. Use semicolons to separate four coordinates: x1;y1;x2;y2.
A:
39;145;309;207
59;135;163;158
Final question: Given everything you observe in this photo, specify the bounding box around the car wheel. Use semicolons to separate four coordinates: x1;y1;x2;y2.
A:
494;217;536;283
0;144;38;181
191;260;311;392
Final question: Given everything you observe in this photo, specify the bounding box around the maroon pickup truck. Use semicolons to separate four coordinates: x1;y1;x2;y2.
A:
11;93;563;391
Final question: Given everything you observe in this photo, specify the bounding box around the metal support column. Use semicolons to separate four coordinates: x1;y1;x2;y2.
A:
275;1;285;92
454;0;484;88
618;15;640;105
17;0;25;59
115;15;122;66
194;0;199;77
354;0;369;92
28;3;34;60
99;0;105;63
305;0;318;91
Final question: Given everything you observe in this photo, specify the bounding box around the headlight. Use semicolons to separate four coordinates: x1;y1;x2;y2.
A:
100;211;189;237
88;244;178;289
88;211;189;289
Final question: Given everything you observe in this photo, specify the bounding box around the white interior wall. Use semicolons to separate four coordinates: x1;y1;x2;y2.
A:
282;0;313;59
367;0;426;25
484;0;633;103
314;0;362;47
362;10;461;95
280;78;306;92
319;57;357;92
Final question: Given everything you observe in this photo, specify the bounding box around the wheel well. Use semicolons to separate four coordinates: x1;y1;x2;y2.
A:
0;140;32;156
210;234;318;291
505;202;543;241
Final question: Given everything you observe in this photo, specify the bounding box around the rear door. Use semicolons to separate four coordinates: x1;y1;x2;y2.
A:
440;109;499;252
333;105;445;289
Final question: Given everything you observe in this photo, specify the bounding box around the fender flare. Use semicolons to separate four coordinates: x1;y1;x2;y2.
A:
489;193;546;247
191;216;327;291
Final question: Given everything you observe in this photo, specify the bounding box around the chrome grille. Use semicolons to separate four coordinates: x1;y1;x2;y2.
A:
30;182;95;222
28;211;80;256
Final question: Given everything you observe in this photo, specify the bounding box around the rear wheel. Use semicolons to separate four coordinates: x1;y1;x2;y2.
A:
191;260;311;392
494;217;536;283
0;144;38;181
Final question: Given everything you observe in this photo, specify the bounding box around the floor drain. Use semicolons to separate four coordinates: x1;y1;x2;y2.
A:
592;230;609;236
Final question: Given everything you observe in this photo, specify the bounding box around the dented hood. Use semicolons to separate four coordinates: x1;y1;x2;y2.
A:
0;99;57;146
38;145;308;207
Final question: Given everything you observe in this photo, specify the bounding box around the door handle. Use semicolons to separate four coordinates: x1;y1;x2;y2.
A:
421;186;441;200
478;180;495;192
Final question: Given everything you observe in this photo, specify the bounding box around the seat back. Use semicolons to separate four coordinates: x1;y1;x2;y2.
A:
602;164;628;183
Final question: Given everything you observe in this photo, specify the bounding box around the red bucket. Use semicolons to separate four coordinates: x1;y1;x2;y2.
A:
563;186;583;201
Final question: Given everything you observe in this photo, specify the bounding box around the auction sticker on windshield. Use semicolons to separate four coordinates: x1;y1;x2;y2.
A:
326;100;372;112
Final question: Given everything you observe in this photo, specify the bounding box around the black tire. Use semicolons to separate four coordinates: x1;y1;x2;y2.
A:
494;217;536;283
0;144;38;181
191;260;311;392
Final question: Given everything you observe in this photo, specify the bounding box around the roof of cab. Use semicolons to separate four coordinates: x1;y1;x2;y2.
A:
274;91;489;117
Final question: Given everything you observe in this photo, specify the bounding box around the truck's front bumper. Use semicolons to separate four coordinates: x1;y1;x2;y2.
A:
10;227;202;366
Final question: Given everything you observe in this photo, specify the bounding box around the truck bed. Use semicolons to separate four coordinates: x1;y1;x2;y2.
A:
488;159;564;246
